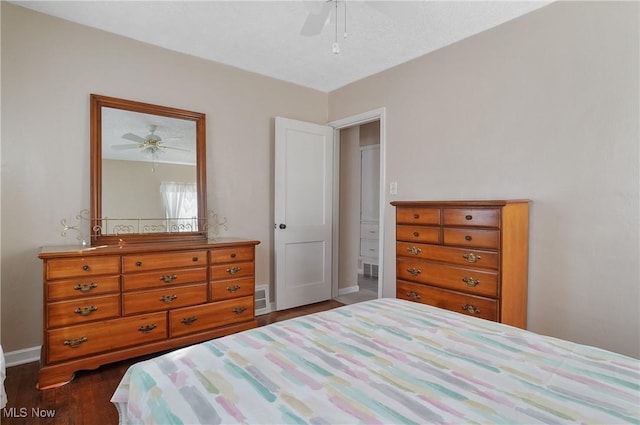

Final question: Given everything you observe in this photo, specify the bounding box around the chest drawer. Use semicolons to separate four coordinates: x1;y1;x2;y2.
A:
396;225;440;244
122;283;207;316
396;242;499;270
397;258;498;297
396;207;440;225
122;267;207;291
47;275;120;301
443;228;500;249
122;250;207;273
210;246;254;264
211;277;255;301
211;261;255;281
46;312;167;363
47;294;120;329
397;280;498;322
170;296;255;338
46;256;121;280
443;208;500;228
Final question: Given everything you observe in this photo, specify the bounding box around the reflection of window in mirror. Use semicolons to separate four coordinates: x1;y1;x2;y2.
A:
161;182;198;232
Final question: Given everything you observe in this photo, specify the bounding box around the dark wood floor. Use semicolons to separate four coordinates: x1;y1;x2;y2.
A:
2;300;343;425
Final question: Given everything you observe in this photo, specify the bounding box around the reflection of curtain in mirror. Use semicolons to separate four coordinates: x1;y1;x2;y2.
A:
160;182;198;232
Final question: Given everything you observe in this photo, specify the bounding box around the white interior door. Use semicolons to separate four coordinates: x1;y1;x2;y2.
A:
275;117;334;310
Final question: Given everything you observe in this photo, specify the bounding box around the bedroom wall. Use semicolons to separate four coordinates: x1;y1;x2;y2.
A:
0;3;327;354
329;1;639;358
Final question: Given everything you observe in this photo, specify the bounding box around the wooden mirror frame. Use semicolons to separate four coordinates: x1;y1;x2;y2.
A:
90;94;207;245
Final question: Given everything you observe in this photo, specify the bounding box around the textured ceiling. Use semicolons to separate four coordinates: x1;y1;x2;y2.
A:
13;0;551;92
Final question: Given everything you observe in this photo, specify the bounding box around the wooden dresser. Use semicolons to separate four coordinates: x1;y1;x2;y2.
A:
391;200;529;328
38;238;259;389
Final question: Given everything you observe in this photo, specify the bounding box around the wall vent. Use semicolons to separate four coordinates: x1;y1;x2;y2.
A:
363;262;379;278
255;284;271;316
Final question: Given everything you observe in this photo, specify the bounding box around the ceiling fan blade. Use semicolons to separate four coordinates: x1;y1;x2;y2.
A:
300;1;332;36
122;133;146;143
112;144;141;150
164;146;191;152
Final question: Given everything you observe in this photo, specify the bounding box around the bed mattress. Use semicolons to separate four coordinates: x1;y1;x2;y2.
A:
112;298;639;424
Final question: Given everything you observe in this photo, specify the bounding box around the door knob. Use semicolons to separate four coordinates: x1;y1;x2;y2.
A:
279;223;287;229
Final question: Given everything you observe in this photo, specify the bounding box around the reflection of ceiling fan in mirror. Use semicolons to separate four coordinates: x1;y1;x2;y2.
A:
113;125;189;154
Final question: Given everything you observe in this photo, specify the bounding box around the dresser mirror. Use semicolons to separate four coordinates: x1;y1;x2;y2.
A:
90;94;207;245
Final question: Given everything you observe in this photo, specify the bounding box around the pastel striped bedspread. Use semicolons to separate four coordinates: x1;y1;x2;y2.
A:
112;298;639;424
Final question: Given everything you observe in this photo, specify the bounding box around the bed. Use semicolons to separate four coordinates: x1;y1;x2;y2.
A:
112;298;639;424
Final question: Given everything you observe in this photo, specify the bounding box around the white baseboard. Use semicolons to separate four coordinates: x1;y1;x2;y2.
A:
338;285;360;296
5;346;40;367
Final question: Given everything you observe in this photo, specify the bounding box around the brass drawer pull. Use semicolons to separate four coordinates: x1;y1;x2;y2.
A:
160;274;178;283
227;267;241;275
407;267;421;276
227;285;241;292
465;235;472;241
138;324;157;333
74;306;98;316
462;253;481;263
462;304;480;314
136;261;143;267
233;306;247;314
465;215;473;220
181;316;198;325
64;336;88;348
462;277;480;287
160;294;178;304
74;282;98;293
82;265;90;272
413;232;419;237
406;291;421;300
407;246;422;255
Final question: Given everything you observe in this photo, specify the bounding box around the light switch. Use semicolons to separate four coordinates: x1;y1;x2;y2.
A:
390;181;398;195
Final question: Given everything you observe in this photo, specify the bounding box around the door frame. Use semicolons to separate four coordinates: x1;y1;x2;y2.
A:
329;107;386;299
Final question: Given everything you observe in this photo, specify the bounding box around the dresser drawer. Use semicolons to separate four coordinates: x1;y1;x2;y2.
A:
170;296;255;338
210;261;255;281
360;238;379;258
443;228;500;249
122;267;207;291
122;250;207;273
397;280;498;321
397;258;498;297
396;242;499;270
45;256;121;280
123;283;207;316
47;294;120;329
46;312;167;363
443;208;500;228
210;246;254;264
396;225;440;244
396;207;440;225
361;223;379;240
47;275;120;301
211;278;255;301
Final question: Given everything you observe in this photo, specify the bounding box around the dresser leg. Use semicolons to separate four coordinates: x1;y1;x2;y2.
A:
37;367;76;390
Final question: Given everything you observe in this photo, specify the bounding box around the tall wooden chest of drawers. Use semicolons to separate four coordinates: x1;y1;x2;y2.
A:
38;239;259;389
391;200;529;328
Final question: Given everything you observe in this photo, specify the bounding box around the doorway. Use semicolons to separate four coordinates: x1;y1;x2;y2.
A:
329;108;386;304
